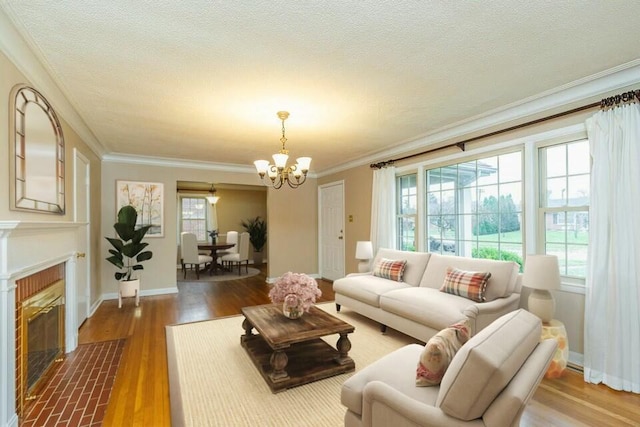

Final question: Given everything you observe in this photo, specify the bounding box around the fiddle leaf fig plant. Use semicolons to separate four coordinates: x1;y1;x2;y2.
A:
106;205;153;281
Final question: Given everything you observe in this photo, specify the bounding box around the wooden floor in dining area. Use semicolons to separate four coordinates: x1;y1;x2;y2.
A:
76;265;640;427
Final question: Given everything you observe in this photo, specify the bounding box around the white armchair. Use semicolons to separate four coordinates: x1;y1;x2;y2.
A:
342;309;556;427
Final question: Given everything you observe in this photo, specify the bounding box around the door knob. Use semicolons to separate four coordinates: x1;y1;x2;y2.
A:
76;252;86;258
338;236;343;240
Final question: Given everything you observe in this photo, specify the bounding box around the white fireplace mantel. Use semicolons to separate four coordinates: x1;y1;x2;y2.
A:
0;220;84;427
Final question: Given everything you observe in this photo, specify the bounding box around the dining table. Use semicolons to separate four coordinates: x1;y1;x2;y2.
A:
198;243;235;275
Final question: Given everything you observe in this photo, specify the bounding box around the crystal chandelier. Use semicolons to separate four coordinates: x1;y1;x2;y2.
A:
254;111;311;189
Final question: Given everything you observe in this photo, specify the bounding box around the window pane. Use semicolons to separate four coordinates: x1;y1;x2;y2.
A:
427;169;441;191
441;190;455;215
567;140;590;175
428;192;441;215
478;157;498;185
546;177;567;207
566;244;588;277
567;174;589;206
498;152;521;183
546;145;566;177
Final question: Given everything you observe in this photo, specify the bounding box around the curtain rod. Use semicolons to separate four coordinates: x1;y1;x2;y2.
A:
370;88;640;169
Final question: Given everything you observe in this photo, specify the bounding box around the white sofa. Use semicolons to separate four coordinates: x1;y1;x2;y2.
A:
333;248;521;342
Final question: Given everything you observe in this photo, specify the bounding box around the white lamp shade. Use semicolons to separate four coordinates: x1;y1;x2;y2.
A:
205;195;219;204
254;160;270;174
292;165;302;178
355;241;374;260
296;157;312;171
523;254;561;290
273;153;289;169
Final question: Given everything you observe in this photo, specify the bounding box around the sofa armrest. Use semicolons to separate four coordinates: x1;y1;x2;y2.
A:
362;381;484;427
462;293;521;333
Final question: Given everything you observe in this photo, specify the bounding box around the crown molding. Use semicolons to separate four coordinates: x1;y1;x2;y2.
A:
0;7;106;158
317;60;640;177
102;153;255;173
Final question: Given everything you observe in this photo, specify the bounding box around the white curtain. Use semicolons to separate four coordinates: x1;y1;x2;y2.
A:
207;203;218;234
584;103;640;393
370;166;397;252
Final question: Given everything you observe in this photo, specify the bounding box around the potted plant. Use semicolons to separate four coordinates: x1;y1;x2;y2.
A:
105;205;153;308
241;216;267;266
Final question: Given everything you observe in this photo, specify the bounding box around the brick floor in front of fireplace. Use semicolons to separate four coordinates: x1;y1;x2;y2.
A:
21;339;125;427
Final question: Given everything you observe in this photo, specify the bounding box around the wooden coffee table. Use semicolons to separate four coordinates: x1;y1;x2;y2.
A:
240;303;355;393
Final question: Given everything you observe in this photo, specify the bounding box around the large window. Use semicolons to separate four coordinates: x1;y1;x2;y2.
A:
180;197;208;241
539;139;589;278
426;151;523;270
397;174;417;251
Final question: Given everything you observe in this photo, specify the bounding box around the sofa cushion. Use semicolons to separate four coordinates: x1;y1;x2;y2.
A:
419;253;518;301
373;248;431;287
380;287;475;331
440;267;492;302
373;258;407;282
341;344;439;416
436;309;541;421
333;274;411;307
416;320;471;386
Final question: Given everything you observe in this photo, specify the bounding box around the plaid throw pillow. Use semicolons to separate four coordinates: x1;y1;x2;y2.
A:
372;258;407;282
440;267;492;302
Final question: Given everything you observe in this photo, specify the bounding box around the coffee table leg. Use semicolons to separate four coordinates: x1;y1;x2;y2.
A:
336;333;353;365
269;350;289;382
241;318;253;343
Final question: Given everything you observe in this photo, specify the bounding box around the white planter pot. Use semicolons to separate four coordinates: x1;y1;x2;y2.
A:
118;279;140;308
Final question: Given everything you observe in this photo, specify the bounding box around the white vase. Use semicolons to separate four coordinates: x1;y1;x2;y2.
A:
118;279;140;308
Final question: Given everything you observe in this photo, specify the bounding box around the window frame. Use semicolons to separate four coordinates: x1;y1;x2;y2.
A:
537;138;590;284
179;195;209;242
396;173;418;251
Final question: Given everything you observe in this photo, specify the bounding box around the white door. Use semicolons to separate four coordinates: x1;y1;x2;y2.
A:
74;150;90;326
319;181;345;280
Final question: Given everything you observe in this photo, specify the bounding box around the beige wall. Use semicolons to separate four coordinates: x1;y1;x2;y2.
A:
266;180;318;278
214;188;267;235
319;165;373;275
0;50;103;309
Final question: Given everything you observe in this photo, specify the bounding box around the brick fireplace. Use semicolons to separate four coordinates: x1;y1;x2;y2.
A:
0;222;82;427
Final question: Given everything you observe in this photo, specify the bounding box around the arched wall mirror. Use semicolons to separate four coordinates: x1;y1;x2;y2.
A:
9;85;65;214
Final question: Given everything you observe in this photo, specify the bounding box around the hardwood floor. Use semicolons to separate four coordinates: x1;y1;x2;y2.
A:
77;266;640;426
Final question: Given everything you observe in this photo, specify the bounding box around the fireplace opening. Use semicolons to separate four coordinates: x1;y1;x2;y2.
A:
20;279;65;407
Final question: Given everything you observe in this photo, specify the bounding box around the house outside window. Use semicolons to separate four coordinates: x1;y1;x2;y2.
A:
180;197;208;241
397;174;417;251
539;139;590;278
426;151;524;270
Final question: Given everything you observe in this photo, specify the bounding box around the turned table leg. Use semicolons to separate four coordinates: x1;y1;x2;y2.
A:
336;333;353;365
240;318;253;343
269;350;289;382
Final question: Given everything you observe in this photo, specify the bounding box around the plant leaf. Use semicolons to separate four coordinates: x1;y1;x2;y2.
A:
137;251;153;262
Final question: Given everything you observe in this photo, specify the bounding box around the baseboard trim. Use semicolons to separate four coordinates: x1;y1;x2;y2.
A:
88;297;103;318
101;286;179;301
569;351;584;369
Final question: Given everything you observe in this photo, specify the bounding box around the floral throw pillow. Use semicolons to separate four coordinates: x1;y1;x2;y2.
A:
372;258;407;282
440;267;492;302
416;320;471;386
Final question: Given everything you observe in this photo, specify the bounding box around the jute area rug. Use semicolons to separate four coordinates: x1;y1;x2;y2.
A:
166;303;422;427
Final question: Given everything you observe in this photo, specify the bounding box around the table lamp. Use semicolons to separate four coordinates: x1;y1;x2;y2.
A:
355;241;374;273
522;254;561;323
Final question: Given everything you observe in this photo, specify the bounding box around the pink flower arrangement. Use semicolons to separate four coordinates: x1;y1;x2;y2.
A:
269;272;322;312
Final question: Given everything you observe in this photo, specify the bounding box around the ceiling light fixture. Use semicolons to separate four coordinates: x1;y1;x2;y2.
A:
254;111;311;189
205;184;219;204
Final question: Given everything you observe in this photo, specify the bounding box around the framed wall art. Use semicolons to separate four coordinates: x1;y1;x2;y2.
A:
116;180;164;237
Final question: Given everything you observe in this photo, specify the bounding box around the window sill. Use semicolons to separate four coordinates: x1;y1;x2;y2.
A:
559;282;585;295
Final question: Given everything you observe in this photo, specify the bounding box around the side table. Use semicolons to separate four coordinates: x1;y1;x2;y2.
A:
541;319;568;378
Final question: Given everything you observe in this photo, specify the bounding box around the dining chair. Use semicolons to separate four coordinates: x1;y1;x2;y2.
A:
180;232;213;279
221;231;250;275
218;230;238;268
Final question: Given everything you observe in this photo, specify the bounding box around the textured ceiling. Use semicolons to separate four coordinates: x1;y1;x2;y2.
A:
2;1;639;172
